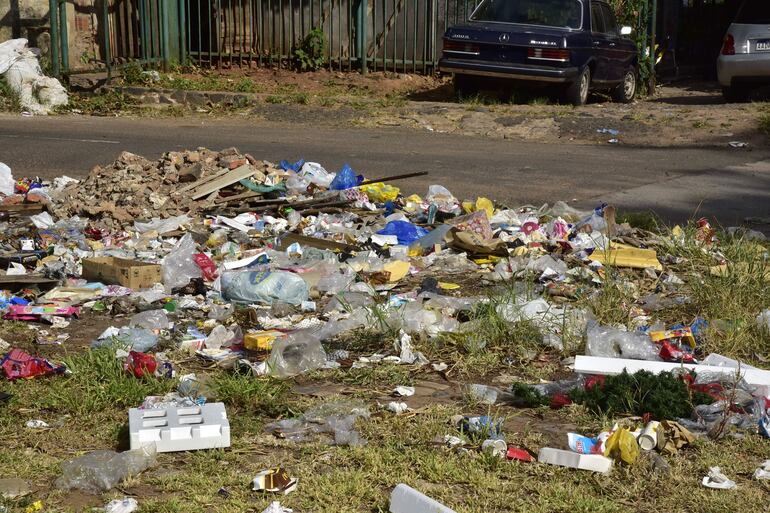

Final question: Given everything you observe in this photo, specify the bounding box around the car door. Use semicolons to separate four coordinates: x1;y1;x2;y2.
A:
590;1;610;81
599;2;626;82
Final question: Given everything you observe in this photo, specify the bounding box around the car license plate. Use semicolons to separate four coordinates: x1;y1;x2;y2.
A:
757;40;770;51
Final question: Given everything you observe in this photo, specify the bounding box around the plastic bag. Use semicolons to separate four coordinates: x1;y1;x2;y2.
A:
162;234;202;292
585;322;660;360
92;327;158;353
300;162;334;188
359;182;400;203
55;446;157;494
0;162;13;196
129;309;169;331
377;221;429;245
329;164;362;190
221;270;309;306
104;498;139;513
133;215;191;235
267;332;327;378
0;39;68;114
604;427;639;464
124;351;157;378
193;253;218;281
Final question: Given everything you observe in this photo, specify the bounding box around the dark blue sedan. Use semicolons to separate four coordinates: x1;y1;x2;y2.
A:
438;0;638;105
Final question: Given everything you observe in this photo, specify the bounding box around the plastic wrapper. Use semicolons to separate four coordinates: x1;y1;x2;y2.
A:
300;162;334;188
267;332;327;378
129;309;169;331
193;253;218;281
221;270;309;305
162;234;202;292
124;351;157;378
264;400;369;446
55;446;157;493
604;427;639;464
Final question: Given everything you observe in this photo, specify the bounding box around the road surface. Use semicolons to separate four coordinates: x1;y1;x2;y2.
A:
1;114;769;227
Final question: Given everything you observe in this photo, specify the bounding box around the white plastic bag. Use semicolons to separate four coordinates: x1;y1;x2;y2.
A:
0;162;14;196
0;38;68;114
161;233;202;291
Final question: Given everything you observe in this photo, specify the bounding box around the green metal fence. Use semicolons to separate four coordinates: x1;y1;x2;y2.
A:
187;0;479;72
50;0;182;76
50;0;480;76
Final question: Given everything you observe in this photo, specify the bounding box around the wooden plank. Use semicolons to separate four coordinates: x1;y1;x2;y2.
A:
190;165;258;200
275;232;361;253
176;167;232;194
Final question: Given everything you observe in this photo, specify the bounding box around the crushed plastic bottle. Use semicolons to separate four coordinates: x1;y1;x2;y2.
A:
267;332;327;378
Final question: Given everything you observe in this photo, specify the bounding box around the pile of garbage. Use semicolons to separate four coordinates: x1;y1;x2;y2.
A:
0;39;68;115
0;147;769;507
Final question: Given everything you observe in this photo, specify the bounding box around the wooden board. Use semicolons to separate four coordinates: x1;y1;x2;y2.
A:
176;167;232;194
275;232;361;253
190;165;257;200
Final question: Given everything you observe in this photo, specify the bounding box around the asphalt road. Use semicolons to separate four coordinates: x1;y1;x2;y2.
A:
1;114;769;227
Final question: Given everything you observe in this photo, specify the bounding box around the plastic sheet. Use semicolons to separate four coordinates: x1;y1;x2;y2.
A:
221;270;309;305
162;234;202;292
55;446;156;494
267;332;327;378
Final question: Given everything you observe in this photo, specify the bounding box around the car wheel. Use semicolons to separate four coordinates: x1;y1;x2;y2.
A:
722;86;750;103
453;74;479;100
612;68;637;103
564;67;590;106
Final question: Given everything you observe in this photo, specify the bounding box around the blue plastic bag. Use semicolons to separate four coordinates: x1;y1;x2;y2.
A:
279;159;305;172
377;221;429;245
329;164;363;190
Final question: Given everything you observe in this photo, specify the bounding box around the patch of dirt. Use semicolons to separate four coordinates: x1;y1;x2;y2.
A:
357;80;769;148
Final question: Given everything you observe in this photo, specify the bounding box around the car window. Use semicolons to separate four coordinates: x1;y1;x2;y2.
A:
735;0;770;24
591;2;606;34
470;0;583;29
601;4;618;35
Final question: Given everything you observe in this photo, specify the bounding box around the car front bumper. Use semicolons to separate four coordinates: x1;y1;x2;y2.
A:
717;53;770;87
438;58;579;83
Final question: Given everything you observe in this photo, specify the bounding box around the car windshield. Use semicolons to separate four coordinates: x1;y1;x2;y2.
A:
735;0;770;24
470;0;582;29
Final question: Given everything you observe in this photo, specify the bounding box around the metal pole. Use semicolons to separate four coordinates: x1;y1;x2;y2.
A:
102;0;112;75
161;0;170;69
49;0;60;77
360;0;367;74
649;0;657;93
179;0;188;64
59;0;69;72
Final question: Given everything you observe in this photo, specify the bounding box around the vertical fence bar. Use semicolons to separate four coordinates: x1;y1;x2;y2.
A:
49;0;60;76
347;0;352;70
400;0;405;71
180;0;188;64
411;0;416;72
329;0;334;70
102;0;112;73
279;0;284;65
216;0;222;66
257;0;263;66
371;0;376;71
58;0;69;72
161;0;170;69
338;0;342;70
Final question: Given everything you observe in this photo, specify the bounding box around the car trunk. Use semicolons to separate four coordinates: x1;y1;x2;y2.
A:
444;23;568;66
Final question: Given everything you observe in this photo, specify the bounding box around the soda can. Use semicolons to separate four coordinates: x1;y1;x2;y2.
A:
638;421;661;451
481;439;507;459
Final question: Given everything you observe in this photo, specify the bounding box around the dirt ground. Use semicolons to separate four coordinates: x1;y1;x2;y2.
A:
169;68;770;148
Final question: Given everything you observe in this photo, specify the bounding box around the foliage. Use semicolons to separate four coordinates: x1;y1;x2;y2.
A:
294;28;327;71
0;76;21;112
609;0;654;93
569;371;714;420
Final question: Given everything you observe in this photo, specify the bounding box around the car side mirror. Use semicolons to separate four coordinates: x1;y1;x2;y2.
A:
620;26;632;36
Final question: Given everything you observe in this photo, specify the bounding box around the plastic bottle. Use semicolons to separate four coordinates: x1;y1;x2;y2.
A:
267;332;327;378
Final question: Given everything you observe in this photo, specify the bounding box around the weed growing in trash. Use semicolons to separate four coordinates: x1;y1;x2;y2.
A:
0;76;21;112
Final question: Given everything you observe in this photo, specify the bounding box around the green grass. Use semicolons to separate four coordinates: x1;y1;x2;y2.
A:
759;110;770;136
0;76;21;112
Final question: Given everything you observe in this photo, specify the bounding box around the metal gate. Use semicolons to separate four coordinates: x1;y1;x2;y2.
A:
50;0;481;76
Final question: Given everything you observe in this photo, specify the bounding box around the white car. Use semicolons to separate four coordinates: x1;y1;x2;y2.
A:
717;0;770;102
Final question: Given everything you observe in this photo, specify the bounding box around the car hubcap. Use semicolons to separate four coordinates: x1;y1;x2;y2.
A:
624;73;635;98
580;72;589;102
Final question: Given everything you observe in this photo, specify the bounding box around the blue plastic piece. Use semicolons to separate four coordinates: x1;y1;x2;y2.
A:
377;221;429;245
279;159;305;172
329;165;363;190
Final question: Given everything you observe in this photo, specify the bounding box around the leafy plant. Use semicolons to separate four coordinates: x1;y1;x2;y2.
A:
610;0;654;94
294;28;327;71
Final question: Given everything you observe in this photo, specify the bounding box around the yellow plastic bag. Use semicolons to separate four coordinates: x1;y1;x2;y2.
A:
359;182;400;203
604;427;639;464
461;197;494;218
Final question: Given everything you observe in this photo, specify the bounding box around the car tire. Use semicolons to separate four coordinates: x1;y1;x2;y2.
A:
564;66;590;106
612;68;637;103
722;86;750;103
453;74;479;100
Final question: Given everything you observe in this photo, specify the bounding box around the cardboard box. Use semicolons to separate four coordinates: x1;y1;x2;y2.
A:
82;257;161;290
